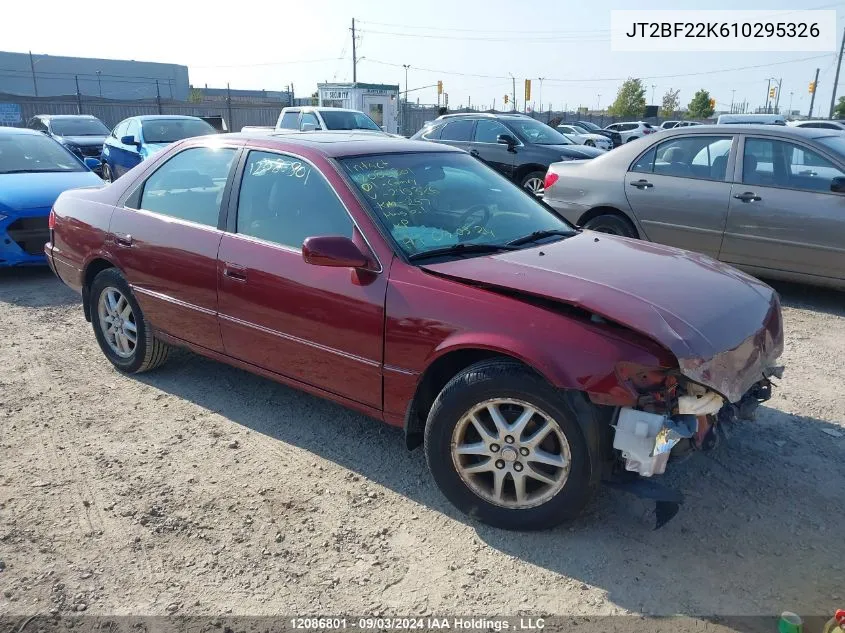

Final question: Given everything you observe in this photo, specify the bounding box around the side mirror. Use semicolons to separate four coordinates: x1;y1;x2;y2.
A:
300;123;318;132
120;135;139;147
497;133;517;148
302;236;369;269
831;176;845;193
83;157;101;171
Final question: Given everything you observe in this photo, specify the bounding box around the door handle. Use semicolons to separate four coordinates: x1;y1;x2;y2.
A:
470;149;480;157
222;263;247;281
733;192;762;203
629;179;653;189
114;233;133;247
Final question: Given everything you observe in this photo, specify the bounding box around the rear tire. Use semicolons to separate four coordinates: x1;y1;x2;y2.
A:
582;213;638;238
520;171;546;197
424;359;593;530
90;268;170;374
625;136;639;143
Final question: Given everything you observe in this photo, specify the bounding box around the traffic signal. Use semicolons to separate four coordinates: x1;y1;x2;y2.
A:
809;81;816;94
709;98;716;109
437;80;443;95
769;87;776;98
504;94;509;104
524;79;531;102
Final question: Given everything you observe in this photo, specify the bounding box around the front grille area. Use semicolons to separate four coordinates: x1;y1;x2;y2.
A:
80;145;103;157
7;217;49;255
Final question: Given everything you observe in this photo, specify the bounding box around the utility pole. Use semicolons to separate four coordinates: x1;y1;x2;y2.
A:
510;74;516;112
765;78;771;113
96;71;102;98
29;50;38;97
809;67;820;117
651;84;656;104
156;80;162;114
731;89;736;113
351;18;357;83
74;75;82;114
226;82;233;132
774;77;782;113
789;91;794;115
830;26;845;118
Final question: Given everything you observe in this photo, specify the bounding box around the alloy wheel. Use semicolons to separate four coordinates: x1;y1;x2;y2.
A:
450;398;571;509
97;287;137;358
523;178;544;197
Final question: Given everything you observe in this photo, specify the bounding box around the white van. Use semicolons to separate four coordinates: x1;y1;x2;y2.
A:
716;113;786;125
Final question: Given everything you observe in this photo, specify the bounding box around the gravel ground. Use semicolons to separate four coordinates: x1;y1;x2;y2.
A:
0;268;843;622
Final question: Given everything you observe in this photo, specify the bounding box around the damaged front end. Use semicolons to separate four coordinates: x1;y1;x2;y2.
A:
606;362;784;528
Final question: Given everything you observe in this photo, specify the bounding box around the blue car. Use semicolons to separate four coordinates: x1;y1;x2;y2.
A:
101;115;216;182
0;127;102;267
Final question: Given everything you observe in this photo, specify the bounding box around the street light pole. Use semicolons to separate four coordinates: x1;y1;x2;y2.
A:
402;64;409;136
731;89;736;113
651;84;656;104
509;73;516;111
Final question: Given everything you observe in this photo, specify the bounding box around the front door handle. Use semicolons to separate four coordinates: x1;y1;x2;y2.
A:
222;262;247;281
629;179;653;189
733;191;762;203
114;233;133;247
470;149;480;157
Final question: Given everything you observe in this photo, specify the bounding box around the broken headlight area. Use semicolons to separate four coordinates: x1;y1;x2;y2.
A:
611;362;783;478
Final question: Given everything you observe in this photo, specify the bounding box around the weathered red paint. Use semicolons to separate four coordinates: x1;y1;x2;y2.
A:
46;133;783;433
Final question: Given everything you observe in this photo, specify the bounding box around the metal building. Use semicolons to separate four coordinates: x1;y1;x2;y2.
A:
318;82;400;134
0;50;190;101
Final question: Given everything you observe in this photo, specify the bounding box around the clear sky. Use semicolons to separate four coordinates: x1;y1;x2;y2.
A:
5;0;845;115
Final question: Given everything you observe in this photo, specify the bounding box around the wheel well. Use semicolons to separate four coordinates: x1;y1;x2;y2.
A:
513;164;547;185
576;206;638;237
404;349;528;450
82;258;115;321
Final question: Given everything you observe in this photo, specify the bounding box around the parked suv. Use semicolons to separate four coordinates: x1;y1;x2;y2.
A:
276;106;392;135
572;120;622;147
27;114;110;162
411;113;604;196
604;121;657;143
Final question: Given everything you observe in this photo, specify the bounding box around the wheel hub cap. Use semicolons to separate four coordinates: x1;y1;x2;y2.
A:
97;287;138;359
450;398;571;510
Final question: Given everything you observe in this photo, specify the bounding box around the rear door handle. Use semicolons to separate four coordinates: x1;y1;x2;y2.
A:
733;192;762;203
629;179;653;189
222;262;247;281
114;233;133;247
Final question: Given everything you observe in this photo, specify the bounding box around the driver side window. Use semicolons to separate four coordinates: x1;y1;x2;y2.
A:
236;151;352;249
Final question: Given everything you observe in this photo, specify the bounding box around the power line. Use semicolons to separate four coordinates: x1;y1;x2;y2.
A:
361;54;835;83
356;19;610;35
358;29;610;42
191;57;344;69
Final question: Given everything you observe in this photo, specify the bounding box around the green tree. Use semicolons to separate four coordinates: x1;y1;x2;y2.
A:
834;95;845;119
608;78;646;118
188;87;204;103
687;89;715;119
660;88;680;118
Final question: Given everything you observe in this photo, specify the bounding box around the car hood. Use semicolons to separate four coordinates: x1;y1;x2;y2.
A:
421;232;783;402
59;135;107;147
547;144;605;158
0;171;104;211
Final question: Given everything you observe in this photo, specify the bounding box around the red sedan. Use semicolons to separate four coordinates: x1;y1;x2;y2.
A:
46;131;783;530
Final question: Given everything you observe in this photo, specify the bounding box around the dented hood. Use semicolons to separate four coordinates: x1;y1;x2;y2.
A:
422;232;783;403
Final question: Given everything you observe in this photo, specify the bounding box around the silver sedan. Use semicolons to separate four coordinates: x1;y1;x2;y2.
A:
543;124;845;290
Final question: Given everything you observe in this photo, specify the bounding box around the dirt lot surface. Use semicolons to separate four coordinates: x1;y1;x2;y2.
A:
1;268;843;622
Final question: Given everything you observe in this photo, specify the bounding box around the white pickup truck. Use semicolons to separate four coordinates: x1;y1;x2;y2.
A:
241;106;402;136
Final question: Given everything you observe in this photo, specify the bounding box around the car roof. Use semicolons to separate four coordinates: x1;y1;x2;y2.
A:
33;114;101;121
131;115;207;121
281;107;363;113
794;119;843;125
434;112;532;121
658;124;838;139
0;126;44;137
228;131;463;158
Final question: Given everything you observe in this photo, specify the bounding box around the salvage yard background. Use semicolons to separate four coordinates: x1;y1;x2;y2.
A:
0;269;843;618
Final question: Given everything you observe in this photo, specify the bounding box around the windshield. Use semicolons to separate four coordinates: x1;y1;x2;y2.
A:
577;121;601;131
141;119;216;144
0;133;84;174
320;110;381;131
507;119;572;145
51;118;109;137
817;135;845;157
340;152;575;259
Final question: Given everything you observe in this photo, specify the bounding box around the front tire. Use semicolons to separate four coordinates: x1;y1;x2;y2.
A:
424;359;593;530
583;213;638;238
584;139;595;147
101;162;114;183
520;171;546;197
625;136;639;143
90;268;170;374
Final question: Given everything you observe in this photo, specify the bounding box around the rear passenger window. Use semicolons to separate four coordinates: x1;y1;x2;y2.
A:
236;151;352;249
278;112;299;129
440;120;475;142
140;147;236;227
631;147;656;173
